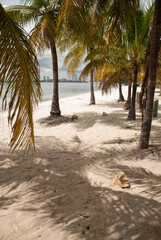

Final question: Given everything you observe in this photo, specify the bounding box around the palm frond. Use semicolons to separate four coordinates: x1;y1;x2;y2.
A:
107;0;139;30
0;4;42;152
139;3;154;44
5;5;41;25
29;13;57;52
79;61;97;79
100;67;130;93
84;46;107;62
23;0;48;9
63;45;85;75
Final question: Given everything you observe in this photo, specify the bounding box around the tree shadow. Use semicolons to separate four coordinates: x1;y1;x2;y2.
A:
74;110;142;133
95;101;125;109
0;137;161;239
0;99;161;239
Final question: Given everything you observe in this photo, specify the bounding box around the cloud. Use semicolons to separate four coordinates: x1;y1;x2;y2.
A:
38;52;68;79
38;51;86;80
0;0;21;5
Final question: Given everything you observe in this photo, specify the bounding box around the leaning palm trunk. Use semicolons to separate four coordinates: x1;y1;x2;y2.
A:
127;65;138;120
90;68;95;104
139;0;161;149
118;79;125;101
50;41;61;116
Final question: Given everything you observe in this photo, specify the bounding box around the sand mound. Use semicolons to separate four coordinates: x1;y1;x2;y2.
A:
37;115;72;126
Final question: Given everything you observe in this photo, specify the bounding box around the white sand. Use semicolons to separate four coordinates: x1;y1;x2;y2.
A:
0;87;161;240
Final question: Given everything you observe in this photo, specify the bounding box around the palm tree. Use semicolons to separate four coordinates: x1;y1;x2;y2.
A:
59;1;105;105
79;45;130;95
7;0;62;116
59;0;139;104
63;45;100;105
80;7;153;121
0;4;42;152
126;6;154;120
139;0;161;149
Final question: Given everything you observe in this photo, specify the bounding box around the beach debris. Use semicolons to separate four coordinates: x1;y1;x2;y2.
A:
113;171;130;188
71;114;78;121
123;100;131;110
79;213;90;218
102;112;108;116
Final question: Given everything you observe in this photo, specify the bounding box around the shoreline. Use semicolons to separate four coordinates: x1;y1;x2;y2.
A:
0;90;94;117
1;85;160;118
0;87;116;115
36;86;128;108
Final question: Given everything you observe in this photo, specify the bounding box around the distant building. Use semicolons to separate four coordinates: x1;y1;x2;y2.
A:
79;76;87;82
72;74;78;81
59;78;67;82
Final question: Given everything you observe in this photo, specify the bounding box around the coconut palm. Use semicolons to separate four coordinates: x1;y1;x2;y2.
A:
79;45;129;90
0;4;42;152
139;0;161;149
59;0;139;104
126;5;154;120
63;45;101;105
80;6;153;120
59;1;105;105
6;0;63;116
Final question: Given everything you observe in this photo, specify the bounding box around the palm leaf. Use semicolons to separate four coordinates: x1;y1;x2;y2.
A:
100;67;130;93
0;4;42;152
5;5;42;25
29;13;57;52
63;44;85;75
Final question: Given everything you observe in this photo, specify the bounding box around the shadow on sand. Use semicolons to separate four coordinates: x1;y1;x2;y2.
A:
0;101;161;239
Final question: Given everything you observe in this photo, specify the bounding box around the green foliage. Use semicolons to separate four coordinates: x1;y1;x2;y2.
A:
5;0;60;52
80;6;153;93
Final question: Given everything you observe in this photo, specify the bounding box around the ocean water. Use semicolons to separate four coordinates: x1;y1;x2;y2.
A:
0;82;99;110
41;82;99;101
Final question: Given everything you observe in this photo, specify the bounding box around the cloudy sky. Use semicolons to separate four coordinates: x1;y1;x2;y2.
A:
1;0;20;4
1;0;154;80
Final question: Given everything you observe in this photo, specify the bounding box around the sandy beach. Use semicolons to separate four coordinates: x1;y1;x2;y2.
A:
0;87;161;240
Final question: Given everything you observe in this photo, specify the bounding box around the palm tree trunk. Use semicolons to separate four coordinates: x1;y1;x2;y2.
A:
118;79;125;101
127;76;132;109
89;47;95;105
127;65;138;120
50;41;61;116
90;68;95;104
139;0;161;149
